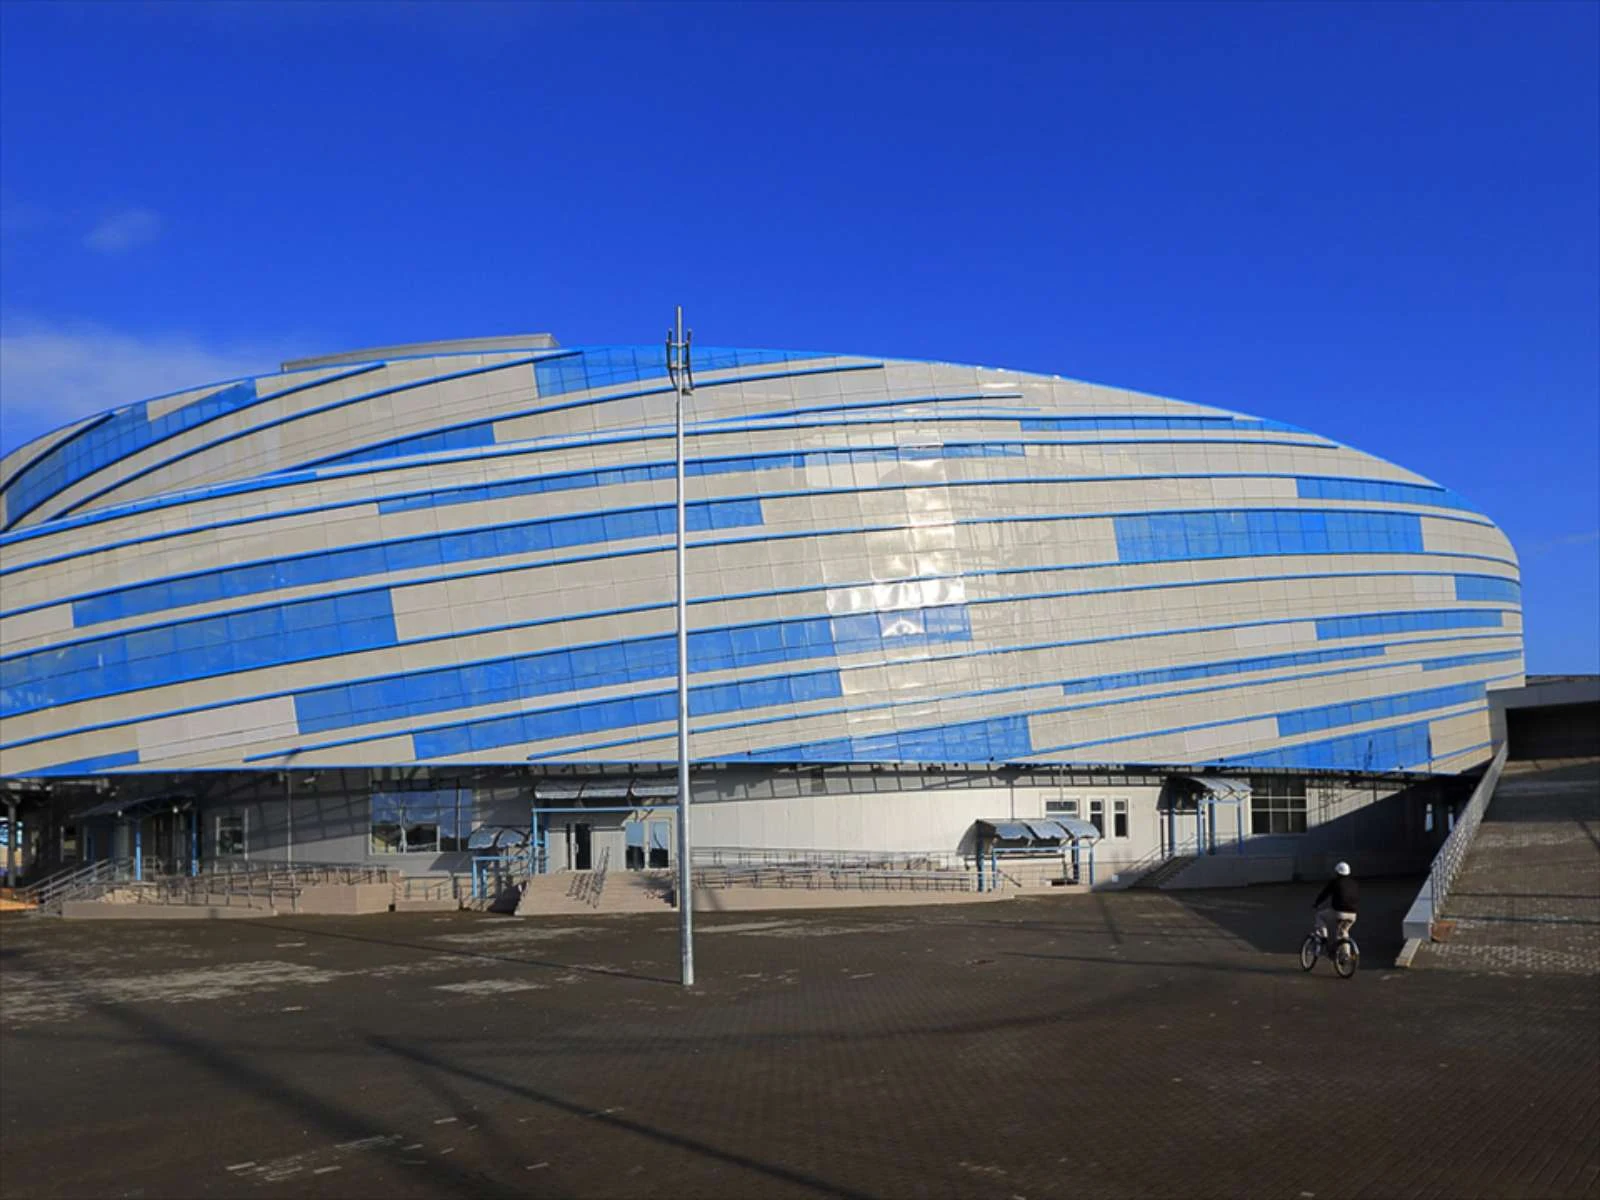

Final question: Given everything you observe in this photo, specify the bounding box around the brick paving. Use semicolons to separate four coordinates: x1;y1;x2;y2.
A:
1417;758;1600;976
2;879;1597;1200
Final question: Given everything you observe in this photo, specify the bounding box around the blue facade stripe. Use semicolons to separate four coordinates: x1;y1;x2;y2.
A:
1420;650;1522;672
1296;476;1472;510
291;604;971;735
1114;509;1425;564
5;457;1478;581
35;749;141;776
43;355;559;525
1022;414;1306;434
1454;574;1521;603
316;422;499;468
1218;720;1436;772
69;498;764;628
37;364;391;527
409;665;845;760
1061;644;1386;696
0;587;1517;760
3;381;263;528
375;444;1026;516
739;714;1034;764
38;501;1499;632
533;345;801;397
1315;608;1503;640
528;656;1525;767
1276;681;1488;738
0;591;398;718
302;357;877;471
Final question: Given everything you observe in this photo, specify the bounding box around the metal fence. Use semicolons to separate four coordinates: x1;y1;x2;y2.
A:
1401;743;1509;941
692;846;967;872
692;864;977;893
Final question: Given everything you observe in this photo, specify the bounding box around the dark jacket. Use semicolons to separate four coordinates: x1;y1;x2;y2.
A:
1314;875;1359;912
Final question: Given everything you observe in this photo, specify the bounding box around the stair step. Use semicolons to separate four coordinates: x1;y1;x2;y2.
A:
1131;855;1198;889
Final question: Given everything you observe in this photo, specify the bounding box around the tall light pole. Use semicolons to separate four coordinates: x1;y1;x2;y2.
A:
666;306;695;987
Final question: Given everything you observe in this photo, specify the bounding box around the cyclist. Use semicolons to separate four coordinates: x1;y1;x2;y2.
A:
1312;861;1359;949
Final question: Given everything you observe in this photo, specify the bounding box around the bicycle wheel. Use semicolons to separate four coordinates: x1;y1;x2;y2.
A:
1300;935;1319;971
1334;940;1358;978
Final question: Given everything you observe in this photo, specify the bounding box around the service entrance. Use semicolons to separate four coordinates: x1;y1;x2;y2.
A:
568;822;593;871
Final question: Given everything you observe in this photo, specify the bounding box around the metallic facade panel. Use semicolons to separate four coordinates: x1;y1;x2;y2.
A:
0;343;1523;776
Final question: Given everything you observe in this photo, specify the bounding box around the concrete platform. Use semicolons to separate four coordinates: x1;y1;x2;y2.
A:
61;901;272;920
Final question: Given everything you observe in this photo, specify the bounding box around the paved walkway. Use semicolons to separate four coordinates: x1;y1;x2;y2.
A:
1417;758;1600;975
3;880;1597;1199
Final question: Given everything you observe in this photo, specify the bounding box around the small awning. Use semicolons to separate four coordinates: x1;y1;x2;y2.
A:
1174;775;1251;803
534;781;676;801
978;818;1101;844
1045;817;1103;842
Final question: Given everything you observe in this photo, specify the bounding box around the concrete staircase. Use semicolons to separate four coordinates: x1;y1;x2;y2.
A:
515;870;676;917
1130;854;1197;890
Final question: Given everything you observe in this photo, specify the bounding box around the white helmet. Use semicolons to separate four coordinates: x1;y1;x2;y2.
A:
1334;861;1351;876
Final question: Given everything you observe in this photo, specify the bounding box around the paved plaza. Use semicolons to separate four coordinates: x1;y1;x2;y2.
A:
2;879;1596;1200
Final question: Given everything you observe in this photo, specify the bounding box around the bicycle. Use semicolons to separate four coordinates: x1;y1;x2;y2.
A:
1300;921;1360;978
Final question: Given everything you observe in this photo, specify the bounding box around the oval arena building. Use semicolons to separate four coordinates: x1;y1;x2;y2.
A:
0;335;1525;891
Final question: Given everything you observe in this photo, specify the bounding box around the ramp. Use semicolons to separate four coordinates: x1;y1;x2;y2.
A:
1413;758;1600;974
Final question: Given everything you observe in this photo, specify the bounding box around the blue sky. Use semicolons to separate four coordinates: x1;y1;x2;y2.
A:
1;1;1596;672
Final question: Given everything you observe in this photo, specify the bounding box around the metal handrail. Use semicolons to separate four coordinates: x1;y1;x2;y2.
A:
202;861;398;885
1402;743;1509;941
692;864;978;893
692;846;966;872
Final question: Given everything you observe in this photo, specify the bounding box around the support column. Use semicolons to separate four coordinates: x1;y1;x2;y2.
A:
134;820;143;881
190;810;199;876
5;799;16;884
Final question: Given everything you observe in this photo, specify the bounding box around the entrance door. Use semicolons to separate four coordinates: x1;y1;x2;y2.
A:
569;823;593;871
648;821;671;869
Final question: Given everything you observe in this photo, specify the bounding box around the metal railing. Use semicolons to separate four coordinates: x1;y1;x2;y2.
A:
21;859;121;910
692;864;978;893
137;873;302;911
470;848;543;900
692;846;966;872
1402;743;1509;941
202;861;399;886
566;846;612;907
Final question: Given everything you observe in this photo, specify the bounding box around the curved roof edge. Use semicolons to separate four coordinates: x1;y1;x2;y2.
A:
282;333;560;371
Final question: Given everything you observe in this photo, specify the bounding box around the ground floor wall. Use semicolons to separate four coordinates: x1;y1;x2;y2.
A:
9;762;1473;890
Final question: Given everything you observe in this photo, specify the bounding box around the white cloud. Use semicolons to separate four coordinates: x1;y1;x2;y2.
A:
83;208;162;254
0;319;295;455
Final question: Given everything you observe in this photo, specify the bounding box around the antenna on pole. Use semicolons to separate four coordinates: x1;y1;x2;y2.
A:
666;306;695;988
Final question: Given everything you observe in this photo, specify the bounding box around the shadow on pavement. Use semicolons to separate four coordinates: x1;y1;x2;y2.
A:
1165;877;1421;962
366;1034;876;1199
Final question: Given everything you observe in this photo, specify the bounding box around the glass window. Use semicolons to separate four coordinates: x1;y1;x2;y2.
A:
1046;797;1081;818
1113;799;1129;839
1089;799;1105;836
1248;776;1307;835
370;788;474;854
60;824;80;860
217;815;245;857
